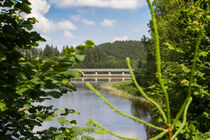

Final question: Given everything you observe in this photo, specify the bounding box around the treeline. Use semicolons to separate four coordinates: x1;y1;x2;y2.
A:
75;40;148;68
24;41;152;69
21;45;69;59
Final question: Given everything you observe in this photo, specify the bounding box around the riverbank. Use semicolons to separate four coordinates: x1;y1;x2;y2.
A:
100;81;149;103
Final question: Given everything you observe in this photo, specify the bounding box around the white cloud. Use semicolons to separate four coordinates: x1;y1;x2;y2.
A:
27;0;54;33
64;30;74;39
58;21;77;30
81;19;95;26
70;14;95;26
30;0;50;17
50;0;146;10
70;14;81;21
28;0;76;33
101;19;117;27
113;35;128;42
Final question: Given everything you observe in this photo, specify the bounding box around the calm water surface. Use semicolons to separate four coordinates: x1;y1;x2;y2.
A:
39;83;151;140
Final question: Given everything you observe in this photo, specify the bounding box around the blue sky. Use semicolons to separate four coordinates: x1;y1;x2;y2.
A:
28;0;151;51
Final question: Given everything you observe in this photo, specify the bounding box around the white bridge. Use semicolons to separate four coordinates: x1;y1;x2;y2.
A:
72;69;132;83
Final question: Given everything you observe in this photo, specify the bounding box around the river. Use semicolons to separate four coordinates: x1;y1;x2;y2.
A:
39;83;151;140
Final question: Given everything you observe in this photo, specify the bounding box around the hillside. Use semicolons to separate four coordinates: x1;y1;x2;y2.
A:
75;40;147;68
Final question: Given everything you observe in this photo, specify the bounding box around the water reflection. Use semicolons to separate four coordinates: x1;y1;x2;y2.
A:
37;83;151;140
131;101;151;122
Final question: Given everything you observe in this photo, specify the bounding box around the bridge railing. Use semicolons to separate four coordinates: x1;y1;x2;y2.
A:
71;69;133;83
78;69;133;76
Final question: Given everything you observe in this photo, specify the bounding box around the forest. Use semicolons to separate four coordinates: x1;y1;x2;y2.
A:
25;40;150;68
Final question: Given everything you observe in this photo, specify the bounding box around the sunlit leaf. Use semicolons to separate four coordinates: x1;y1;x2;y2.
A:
70;120;77;125
81;135;94;140
57;117;70;126
85;40;95;48
62;79;69;84
71;126;83;136
94;128;106;135
0;102;7;111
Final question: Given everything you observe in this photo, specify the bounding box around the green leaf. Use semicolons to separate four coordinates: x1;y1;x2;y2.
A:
71;137;78;140
45;116;54;121
164;42;175;50
48;91;62;98
85;40;95;48
94;128;106;135
185;133;190;139
53;63;69;72
57;109;65;114
71;126;83;136
62;79;69;84
75;54;85;62
174;120;182;127
55;133;66;140
0;102;7;111
76;45;86;50
82;135;94;140
57;117;70;126
180;64;191;73
157;117;163;123
16;88;26;95
64;69;81;78
86;121;94;127
40;61;53;73
203;112;209;118
30;77;41;84
199;51;208;57
28;17;37;24
70;120;77;125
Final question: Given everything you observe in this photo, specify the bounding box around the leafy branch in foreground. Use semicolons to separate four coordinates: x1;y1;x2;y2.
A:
88;118;139;140
86;0;204;139
0;0;96;139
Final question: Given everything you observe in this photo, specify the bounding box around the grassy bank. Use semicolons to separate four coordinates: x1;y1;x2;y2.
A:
111;80;139;96
100;80;149;103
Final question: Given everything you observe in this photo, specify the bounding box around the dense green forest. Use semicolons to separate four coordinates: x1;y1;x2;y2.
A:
138;0;210;139
28;40;150;69
76;40;148;68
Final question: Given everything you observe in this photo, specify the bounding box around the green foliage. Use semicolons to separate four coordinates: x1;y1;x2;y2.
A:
112;81;139;96
86;0;209;139
22;44;61;59
0;0;95;139
135;35;156;87
81;135;95;140
86;118;139;140
42;45;60;59
75;40;147;68
150;0;209;139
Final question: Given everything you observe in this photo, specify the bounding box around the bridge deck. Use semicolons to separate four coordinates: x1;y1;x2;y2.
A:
72;69;132;83
79;69;131;72
83;74;131;77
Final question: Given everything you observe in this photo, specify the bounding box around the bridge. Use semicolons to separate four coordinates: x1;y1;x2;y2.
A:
72;69;132;83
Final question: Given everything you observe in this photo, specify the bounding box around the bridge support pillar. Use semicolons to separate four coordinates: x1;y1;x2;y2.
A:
122;72;125;75
95;78;97;83
109;72;111;75
82;78;84;82
95;72;98;75
109;78;111;83
122;78;125;82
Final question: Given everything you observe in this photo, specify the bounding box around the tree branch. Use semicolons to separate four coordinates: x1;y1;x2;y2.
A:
86;82;165;131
